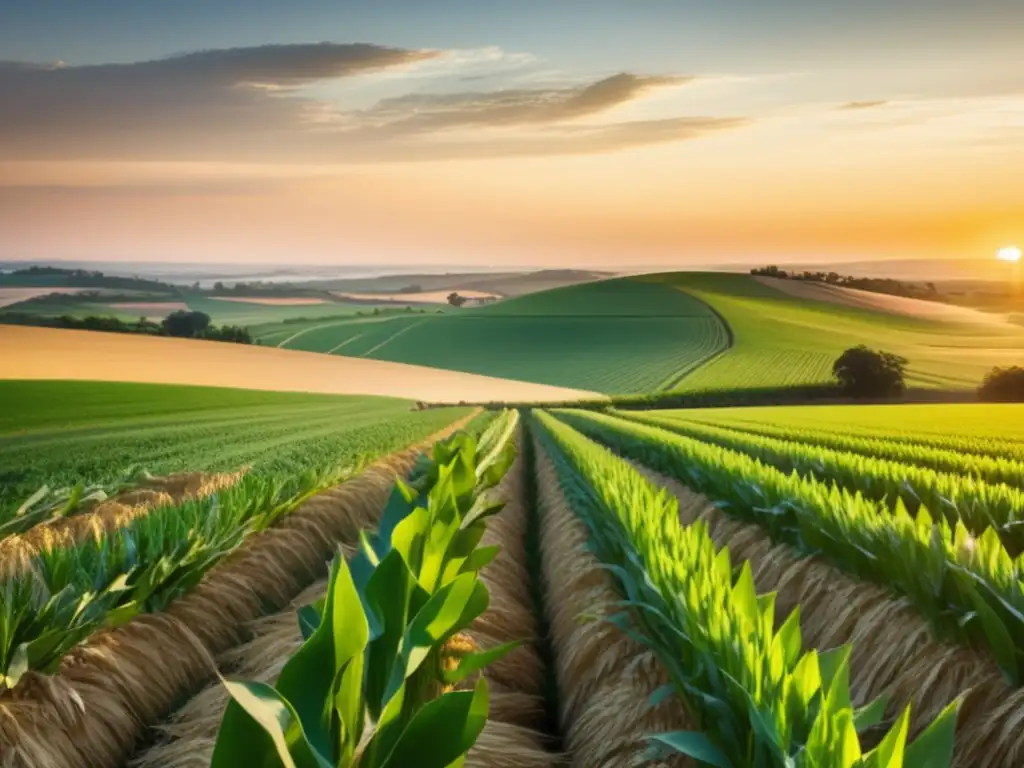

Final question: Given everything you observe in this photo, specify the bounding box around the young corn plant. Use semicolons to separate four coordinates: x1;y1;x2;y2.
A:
211;427;519;768
533;410;959;768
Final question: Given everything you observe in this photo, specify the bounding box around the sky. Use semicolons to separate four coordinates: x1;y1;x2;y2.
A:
1;0;1022;269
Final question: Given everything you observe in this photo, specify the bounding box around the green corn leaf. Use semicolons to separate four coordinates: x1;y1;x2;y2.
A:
902;698;960;768
382;573;489;705
211;679;331;768
378;678;490;768
648;731;730;767
275;555;368;760
853;694;890;733
860;706;909;768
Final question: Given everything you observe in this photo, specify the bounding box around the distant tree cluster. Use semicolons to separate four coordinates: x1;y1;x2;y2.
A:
750;266;939;301
447;292;468;307
208;281;314;297
833;346;908;398
978;367;1024;402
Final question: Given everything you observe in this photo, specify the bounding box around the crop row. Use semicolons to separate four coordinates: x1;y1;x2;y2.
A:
618;409;1024;552
687;406;1024;463
533;409;958;766
553;408;1024;684
667;410;1024;487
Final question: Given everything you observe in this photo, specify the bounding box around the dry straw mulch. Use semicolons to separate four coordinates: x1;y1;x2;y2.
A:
534;443;692;767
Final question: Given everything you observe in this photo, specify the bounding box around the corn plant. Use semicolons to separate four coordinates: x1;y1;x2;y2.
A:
618;410;1024;552
212;427;518;767
533;410;959;767
554;408;1024;684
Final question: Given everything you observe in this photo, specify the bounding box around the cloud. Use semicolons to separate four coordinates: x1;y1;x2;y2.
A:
362;73;693;133
0;43;439;160
0;45;743;162
839;100;889;110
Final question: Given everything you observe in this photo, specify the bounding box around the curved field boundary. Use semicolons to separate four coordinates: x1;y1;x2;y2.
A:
646;279;735;391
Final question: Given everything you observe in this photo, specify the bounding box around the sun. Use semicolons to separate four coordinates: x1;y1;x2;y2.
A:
997;246;1022;263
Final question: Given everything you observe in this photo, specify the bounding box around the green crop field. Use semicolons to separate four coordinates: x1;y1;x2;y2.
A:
641;272;1024;391
0;379;469;515
263;279;731;395
672;402;1024;457
4;381;1021;765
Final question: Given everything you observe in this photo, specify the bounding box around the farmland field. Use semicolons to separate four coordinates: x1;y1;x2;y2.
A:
0;379;471;516
266;279;731;394
3;395;1023;766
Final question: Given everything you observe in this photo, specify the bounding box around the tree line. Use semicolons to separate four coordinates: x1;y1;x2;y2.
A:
0;310;252;344
751;265;939;301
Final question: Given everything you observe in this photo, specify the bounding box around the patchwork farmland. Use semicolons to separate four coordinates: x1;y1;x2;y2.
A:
3;382;1024;766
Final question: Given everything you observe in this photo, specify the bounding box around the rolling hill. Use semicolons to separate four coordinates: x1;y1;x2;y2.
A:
263;279;731;394
259;272;1024;395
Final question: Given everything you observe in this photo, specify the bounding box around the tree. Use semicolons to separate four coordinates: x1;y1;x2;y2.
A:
832;345;908;398
447;292;468;307
978;367;1024;402
162;310;211;338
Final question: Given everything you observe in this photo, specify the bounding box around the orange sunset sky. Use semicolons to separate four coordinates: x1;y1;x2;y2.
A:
0;0;1021;269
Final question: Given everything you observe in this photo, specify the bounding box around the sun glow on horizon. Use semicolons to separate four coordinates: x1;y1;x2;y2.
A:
997;246;1022;263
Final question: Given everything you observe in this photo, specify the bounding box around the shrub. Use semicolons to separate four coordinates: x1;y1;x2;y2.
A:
832;345;908;398
979;366;1024;402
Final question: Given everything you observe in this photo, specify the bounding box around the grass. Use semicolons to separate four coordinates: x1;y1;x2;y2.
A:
641;272;1024;391
0;380;469;513
263;279;730;395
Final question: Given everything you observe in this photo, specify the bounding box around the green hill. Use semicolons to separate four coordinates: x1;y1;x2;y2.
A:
252;271;1024;395
643;272;1024;390
259;279;730;395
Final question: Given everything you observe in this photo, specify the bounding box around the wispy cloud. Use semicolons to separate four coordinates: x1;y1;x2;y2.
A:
356;73;694;132
0;44;745;162
839;100;889;110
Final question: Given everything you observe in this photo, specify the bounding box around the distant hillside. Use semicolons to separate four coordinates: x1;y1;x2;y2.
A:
642;272;1024;391
295;269;615;297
